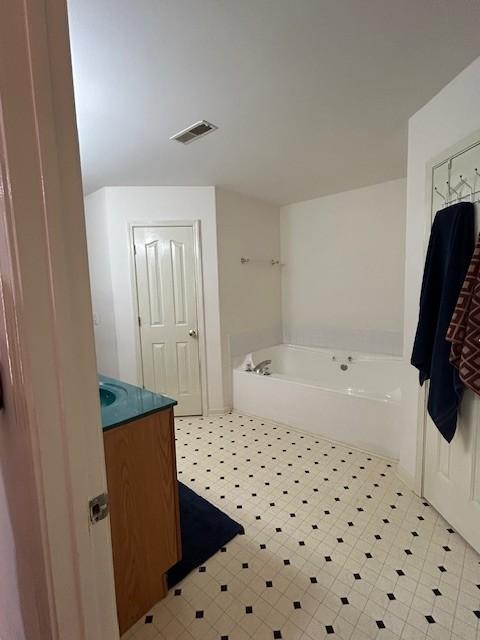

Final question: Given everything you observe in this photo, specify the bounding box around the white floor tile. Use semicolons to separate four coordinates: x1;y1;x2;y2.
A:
123;412;480;640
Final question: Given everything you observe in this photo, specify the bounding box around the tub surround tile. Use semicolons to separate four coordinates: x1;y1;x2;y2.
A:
123;412;480;640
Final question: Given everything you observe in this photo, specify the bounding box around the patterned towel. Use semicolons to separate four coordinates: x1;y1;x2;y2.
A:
447;233;480;394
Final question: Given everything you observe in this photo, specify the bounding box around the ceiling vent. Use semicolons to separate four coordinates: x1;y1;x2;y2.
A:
170;120;218;144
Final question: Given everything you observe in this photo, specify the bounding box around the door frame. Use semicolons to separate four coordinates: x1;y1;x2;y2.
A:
129;221;208;415
0;0;119;638
416;128;480;496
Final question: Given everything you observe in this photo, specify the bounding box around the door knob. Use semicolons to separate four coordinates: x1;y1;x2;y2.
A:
188;329;197;337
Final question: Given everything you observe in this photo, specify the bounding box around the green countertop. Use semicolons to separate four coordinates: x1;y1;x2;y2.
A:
99;375;177;431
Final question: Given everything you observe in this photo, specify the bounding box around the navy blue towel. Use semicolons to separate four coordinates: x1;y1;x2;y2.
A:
411;202;475;442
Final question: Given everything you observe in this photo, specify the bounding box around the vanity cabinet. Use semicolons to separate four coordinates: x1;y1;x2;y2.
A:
103;405;180;634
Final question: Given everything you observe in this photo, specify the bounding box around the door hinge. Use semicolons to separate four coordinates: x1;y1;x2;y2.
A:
89;492;109;524
138;315;142;327
133;244;137;255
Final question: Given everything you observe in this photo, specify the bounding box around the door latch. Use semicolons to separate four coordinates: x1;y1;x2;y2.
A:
89;492;109;524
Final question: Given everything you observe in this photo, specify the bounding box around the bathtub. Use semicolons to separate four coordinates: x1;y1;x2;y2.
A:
232;344;402;459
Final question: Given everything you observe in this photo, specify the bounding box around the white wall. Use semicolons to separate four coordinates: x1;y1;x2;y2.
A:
84;189;119;377
281;178;406;355
401;56;480;485
84;186;225;413
215;189;282;407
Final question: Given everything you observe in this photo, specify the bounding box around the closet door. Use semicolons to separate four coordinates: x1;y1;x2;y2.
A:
133;225;202;416
423;142;480;553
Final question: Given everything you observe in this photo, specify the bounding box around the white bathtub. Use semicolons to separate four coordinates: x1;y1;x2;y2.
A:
233;344;402;459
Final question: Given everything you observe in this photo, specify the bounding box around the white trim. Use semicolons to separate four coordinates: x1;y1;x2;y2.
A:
0;0;118;637
416;128;480;498
206;408;232;416
128;220;208;415
396;464;418;495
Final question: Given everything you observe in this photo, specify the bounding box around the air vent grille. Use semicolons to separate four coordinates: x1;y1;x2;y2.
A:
170;120;218;144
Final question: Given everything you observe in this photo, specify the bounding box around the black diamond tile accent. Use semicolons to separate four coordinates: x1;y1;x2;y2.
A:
245;605;253;614
145;615;153;623
273;631;282;639
195;611;204;619
173;413;478;639
283;559;290;566
221;584;228;592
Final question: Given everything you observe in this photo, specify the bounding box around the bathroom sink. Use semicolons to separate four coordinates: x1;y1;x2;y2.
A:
98;374;176;431
99;386;116;407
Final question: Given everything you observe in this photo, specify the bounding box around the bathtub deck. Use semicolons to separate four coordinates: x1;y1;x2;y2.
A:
123;412;480;640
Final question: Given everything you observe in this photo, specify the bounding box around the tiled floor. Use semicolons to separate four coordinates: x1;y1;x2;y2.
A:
124;413;480;640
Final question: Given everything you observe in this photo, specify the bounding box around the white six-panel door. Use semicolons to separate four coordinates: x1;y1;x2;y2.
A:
423;140;480;553
133;225;202;416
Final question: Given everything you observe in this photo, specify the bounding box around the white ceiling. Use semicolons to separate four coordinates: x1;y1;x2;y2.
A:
68;0;480;205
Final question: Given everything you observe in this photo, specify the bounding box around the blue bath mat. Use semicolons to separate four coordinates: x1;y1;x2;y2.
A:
167;482;244;588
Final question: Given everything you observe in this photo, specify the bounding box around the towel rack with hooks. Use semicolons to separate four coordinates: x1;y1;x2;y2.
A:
240;257;283;266
432;138;480;207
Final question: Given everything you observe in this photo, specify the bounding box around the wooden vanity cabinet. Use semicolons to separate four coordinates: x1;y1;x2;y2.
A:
103;406;181;634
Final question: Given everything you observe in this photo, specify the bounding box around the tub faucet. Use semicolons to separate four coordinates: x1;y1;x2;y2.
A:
253;359;271;375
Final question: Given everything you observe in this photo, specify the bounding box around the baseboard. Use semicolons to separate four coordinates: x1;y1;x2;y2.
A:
205;407;232;416
396;464;418;494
